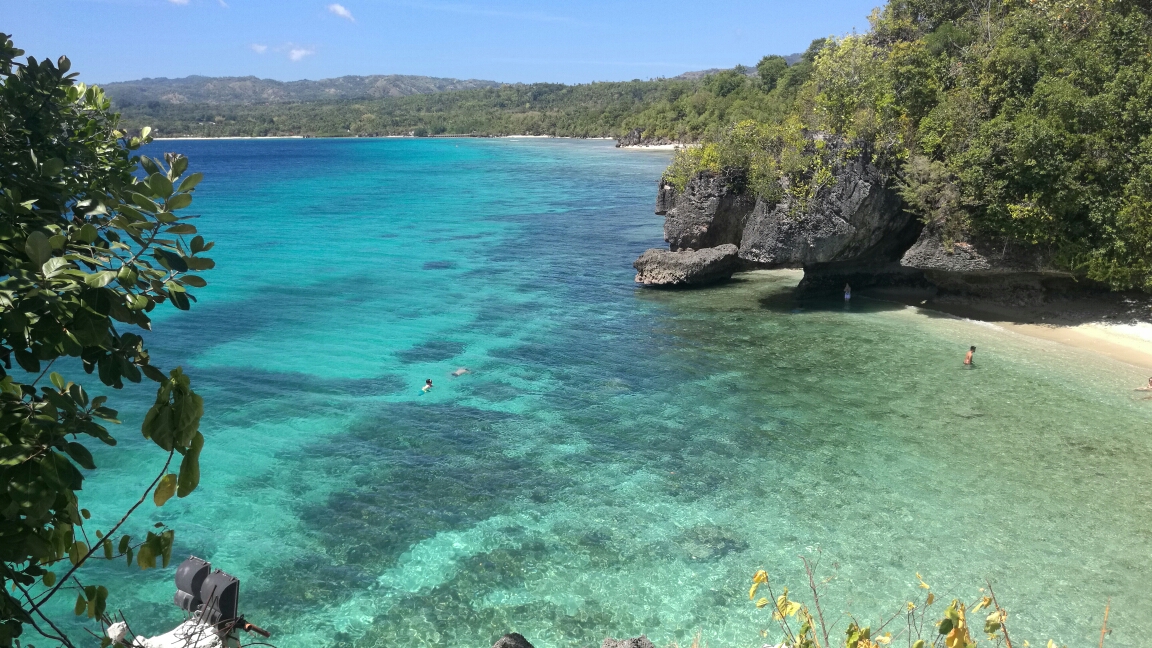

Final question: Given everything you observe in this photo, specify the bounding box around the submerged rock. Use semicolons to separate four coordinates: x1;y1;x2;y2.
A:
633;244;740;287
602;636;657;648
492;633;534;648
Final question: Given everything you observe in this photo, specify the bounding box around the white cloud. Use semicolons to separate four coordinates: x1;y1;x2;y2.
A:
327;3;355;21
218;0;229;6
167;0;190;4
288;47;316;61
250;44;268;54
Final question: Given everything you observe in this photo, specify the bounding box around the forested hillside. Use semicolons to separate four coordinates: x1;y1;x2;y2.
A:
103;74;502;106
667;0;1152;291
111;57;809;141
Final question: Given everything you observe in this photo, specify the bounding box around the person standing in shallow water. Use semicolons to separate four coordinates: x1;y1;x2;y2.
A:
844;283;851;302
422;378;433;393
964;346;976;367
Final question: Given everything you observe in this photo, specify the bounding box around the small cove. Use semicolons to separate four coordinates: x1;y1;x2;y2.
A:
57;138;1152;648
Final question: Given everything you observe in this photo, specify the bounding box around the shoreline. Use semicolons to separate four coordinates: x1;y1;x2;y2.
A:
864;287;1152;373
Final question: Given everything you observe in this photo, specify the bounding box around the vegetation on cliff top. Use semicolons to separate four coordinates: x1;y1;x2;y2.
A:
667;0;1152;291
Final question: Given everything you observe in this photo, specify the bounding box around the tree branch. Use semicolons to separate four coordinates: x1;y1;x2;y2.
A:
30;450;174;614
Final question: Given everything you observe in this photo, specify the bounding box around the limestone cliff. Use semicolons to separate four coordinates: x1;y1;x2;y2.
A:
635;136;1081;298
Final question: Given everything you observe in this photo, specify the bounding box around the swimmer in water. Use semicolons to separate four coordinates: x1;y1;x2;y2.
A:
1137;377;1152;392
844;283;851;301
451;368;470;377
964;346;976;366
422;378;433;393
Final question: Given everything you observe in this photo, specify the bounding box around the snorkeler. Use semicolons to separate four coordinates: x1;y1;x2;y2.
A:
422;379;433;393
1137;377;1152;392
451;368;470;377
964;346;976;366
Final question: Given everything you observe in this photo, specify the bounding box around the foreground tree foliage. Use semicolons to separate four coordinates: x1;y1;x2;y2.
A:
668;0;1152;291
0;34;212;646
747;562;1090;648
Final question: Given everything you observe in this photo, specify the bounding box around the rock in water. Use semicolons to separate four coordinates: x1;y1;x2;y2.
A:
633;244;740;287
492;633;534;648
661;171;756;251
602;637;657;648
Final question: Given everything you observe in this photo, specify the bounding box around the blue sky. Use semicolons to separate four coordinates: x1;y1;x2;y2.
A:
5;0;884;84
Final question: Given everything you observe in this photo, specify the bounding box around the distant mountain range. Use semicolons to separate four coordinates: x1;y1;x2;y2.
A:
102;58;804;108
102;74;504;107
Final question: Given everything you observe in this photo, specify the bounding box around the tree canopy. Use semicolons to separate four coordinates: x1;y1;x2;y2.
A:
0;33;212;646
667;0;1152;290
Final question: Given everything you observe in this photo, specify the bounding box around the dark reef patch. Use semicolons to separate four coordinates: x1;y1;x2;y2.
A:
423;261;459;270
395;340;467;363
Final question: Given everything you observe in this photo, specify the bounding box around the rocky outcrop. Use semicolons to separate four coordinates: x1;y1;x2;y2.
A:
900;226;1081;303
738;155;914;269
602;637;657;648
634;244;740;286
616;127;676;148
492;633;534;648
635;134;1093;302
655;181;678;215
661;171;757;251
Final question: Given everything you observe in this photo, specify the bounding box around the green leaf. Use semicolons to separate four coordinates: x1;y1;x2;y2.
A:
42;157;64;177
167;289;190;310
74;593;86;616
103;538;113;559
83;270;116;288
153;473;178;506
118;535;131;554
68;540;86;566
177;172;203;193
180;275;208;288
154;248;188;272
130;192;159;212
78;223;99;243
49;233;66;250
50;372;65;390
177;432;204;497
25;231;52;267
140;156;160;175
165;223;196;235
148;173;174;198
42;571;56;587
190;235;206;253
65;442;96;470
167;193;193;210
171;155;188;177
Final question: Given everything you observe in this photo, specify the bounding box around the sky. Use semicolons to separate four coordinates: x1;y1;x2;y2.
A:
4;0;884;85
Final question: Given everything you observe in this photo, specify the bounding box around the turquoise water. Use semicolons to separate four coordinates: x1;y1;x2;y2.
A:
52;139;1152;648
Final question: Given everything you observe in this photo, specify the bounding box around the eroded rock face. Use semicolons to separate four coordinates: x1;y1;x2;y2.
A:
661;172;757;251
738;155;911;268
900;226;1073;301
655;181;678;215
617;127;676;148
602;636;657;648
633;244;740;287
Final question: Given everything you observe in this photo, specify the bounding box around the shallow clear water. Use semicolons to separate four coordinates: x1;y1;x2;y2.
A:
50;139;1152;648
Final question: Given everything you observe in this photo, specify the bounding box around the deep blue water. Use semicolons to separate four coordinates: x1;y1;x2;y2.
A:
51;138;1152;648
